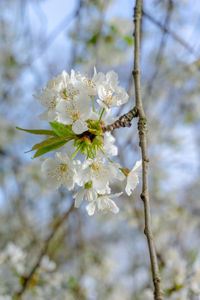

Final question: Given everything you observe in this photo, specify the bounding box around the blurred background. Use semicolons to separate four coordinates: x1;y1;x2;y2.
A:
0;0;200;299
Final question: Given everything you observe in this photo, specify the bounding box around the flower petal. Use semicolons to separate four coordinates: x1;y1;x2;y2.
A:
74;189;85;208
72;120;88;134
86;201;96;216
125;173;139;196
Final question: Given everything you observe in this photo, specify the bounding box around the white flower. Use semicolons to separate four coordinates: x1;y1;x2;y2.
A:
40;255;56;272
0;243;26;275
102;132;118;157
34;87;58;122
41;152;77;190
34;71;69;122
0;243;26;264
58;72;80;101
125;160;142;196
56;93;93;134
97;71;128;110
71;67;105;96
86;192;122;216
81;157;124;194
73;186;97;208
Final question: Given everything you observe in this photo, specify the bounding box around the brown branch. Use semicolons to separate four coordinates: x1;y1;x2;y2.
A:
102;106;138;132
16;202;74;298
133;1;163;300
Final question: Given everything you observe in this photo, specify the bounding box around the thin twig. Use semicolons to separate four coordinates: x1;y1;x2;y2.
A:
133;1;163;300
143;9;198;58
144;0;173;98
16;202;74;298
102;106;138;132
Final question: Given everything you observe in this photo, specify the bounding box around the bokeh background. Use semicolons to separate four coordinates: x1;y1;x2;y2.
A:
0;0;200;299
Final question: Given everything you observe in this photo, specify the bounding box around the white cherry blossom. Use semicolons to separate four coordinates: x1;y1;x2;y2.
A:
102;132;118;157
71;67;105;96
41;152;77;190
56;93;93;134
73;186;98;208
97;70;128;110
81;157;125;194
26;68;142;217
86;192;122;216
125;160;142;196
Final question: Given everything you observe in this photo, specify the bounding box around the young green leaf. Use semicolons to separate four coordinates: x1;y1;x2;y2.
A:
33;140;68;158
16;127;57;136
27;136;69;153
49;121;75;137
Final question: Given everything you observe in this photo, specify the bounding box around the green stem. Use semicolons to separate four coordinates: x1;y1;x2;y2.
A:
107;157;114;163
98;108;105;123
70;144;82;160
92;97;96;112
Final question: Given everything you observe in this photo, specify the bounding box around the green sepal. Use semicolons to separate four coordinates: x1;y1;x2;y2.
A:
84;181;92;189
87;120;102;136
16;127;57;136
49;121;75;138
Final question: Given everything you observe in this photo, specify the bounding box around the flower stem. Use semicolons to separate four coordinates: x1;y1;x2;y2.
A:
98;108;105;123
70;144;82;160
92;97;96;112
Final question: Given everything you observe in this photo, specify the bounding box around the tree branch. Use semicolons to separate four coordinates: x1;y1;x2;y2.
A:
102;106;138;132
16;202;74;298
133;1;163;300
143;9;198;58
144;0;173;98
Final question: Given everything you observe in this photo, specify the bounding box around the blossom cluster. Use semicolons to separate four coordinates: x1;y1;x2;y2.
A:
0;243;69;299
20;68;141;215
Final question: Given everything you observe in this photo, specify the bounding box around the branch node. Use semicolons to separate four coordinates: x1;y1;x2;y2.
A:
140;192;145;201
132;69;140;76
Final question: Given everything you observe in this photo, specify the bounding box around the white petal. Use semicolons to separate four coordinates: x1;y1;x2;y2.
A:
109;192;123;199
109;199;120;214
74;189;85;208
55;152;70;165
41;158;57;174
56;101;73;125
106;70;118;87
86;201;96;216
125;173;139;196
86;189;97;202
97;85;107;100
132;160;142;172
72;120;88;134
97;197;119;214
41;158;61;189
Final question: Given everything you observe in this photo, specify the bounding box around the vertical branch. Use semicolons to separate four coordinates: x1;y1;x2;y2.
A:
132;1;163;300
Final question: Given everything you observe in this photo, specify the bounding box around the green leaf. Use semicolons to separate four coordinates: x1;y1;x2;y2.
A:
27;137;68;152
16;127;57;136
49;121;74;137
33;140;68;158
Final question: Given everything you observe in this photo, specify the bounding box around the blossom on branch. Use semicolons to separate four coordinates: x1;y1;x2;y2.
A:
18;68;141;216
